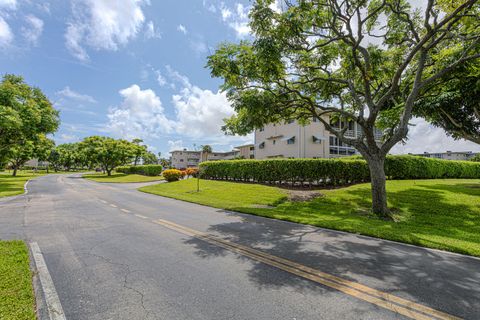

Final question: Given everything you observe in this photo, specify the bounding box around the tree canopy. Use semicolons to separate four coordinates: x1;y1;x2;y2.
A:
415;63;480;144
207;0;480;216
0;74;60;175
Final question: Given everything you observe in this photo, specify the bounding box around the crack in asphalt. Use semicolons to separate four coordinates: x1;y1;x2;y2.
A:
85;242;153;320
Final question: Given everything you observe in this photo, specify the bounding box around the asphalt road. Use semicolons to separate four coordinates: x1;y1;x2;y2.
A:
0;174;479;320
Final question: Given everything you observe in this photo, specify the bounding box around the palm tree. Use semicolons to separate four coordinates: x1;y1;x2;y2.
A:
201;145;212;162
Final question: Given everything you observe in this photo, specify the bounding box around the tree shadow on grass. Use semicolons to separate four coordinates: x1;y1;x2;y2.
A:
182;185;480;319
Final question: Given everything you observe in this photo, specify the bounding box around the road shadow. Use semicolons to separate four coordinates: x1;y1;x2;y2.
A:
181;186;480;319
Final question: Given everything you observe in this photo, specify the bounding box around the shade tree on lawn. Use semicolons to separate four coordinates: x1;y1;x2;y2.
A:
0;74;59;174
132;138;148;166
207;0;480;217
80;136;136;176
414;62;480;145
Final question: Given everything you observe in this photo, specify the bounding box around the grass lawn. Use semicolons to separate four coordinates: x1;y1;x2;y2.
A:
0;172;43;198
83;172;165;183
0;241;36;320
139;178;480;257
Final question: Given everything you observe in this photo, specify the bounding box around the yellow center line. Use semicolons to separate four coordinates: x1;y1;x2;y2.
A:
152;218;461;320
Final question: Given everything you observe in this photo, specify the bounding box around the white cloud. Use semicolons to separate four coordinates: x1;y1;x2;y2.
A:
145;20;160;39
57;86;97;104
221;7;232;20
65;0;147;61
166;65;191;89
107;84;175;140
0;0;16;10
391;118;480;154
155;70;167;87
172;85;235;138
168;140;184;151
59;134;80;143
21;15;44;46
105;68;245;145
220;3;251;38
177;24;187;35
0;16;13;47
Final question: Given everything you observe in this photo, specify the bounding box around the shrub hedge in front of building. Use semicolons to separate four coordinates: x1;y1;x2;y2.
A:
199;156;480;186
116;164;163;176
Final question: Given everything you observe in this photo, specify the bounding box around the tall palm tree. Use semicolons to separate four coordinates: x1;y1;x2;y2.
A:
201;145;212;162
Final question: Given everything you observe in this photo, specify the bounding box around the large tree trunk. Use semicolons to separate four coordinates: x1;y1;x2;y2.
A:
12;167;17;177
106;168;112;176
365;155;389;217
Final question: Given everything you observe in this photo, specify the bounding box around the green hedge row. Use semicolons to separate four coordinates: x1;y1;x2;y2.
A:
199;156;480;185
116;164;163;176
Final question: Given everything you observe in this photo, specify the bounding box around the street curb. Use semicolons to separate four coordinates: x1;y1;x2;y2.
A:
30;246;49;320
30;242;67;320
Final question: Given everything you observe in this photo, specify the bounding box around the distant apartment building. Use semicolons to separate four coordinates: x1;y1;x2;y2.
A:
234;144;255;159
411;151;478;161
254;118;382;159
170;149;239;169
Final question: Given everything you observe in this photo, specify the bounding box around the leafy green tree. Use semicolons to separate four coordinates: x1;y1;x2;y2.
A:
470;154;480;162
33;135;55;173
55;143;81;171
0;75;59;163
132;138;147;166
415;63;480;144
142;151;158;164
201;145;212;162
48;149;61;172
207;0;480;216
80;136;135;176
8;141;35;176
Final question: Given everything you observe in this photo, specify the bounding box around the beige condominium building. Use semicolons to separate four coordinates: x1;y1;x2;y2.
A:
234;144;255;159
170;149;238;169
412;151;479;161
254;118;382;159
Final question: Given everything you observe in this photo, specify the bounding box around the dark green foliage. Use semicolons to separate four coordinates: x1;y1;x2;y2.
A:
470;154;480;162
200;156;480;186
384;156;480;179
116;164;163;176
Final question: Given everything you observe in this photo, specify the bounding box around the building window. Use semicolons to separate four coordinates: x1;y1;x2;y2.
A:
259;127;264;132
312;135;323;144
287;137;295;145
249;155;254;159
259;142;265;149
286;119;295;124
273;140;276;145
348;121;355;130
249;146;254;151
312;117;317;122
180;159;184;162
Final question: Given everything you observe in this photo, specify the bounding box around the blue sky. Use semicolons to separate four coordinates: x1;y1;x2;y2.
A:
1;0;479;156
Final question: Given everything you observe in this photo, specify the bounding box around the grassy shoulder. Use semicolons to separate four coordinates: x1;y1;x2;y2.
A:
0;172;44;198
0;241;36;320
139;178;480;257
83;172;165;183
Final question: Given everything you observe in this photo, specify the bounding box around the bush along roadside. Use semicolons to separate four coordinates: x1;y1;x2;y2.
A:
116;164;163;176
162;169;184;182
199;155;480;187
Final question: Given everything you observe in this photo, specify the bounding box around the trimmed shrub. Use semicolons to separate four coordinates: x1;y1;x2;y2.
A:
162;169;183;182
199;156;480;186
185;168;199;177
116;164;163;176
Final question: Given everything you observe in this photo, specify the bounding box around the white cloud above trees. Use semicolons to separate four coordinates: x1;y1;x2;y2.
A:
0;16;13;47
21;15;43;46
65;0;148;61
